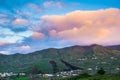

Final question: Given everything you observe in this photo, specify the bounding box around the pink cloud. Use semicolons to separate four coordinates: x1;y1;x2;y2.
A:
0;42;12;46
12;18;29;25
32;32;45;39
43;1;64;8
41;8;120;45
21;45;31;50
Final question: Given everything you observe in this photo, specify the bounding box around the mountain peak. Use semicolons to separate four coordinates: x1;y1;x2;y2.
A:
90;44;102;47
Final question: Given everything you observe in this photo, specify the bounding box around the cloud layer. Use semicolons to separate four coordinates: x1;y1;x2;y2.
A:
0;0;120;54
41;8;120;45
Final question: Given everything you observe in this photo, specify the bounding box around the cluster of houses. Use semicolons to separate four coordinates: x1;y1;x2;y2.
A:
58;69;81;78
0;72;25;78
43;67;120;78
39;69;82;78
0;70;82;78
0;69;81;78
0;67;120;79
77;56;118;61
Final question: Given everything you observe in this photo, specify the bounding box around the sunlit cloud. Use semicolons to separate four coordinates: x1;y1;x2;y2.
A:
41;8;120;45
0;42;12;46
33;32;45;39
21;45;31;50
0;0;120;54
12;18;29;25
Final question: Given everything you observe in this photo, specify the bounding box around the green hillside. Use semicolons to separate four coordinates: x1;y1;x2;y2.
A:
0;44;120;73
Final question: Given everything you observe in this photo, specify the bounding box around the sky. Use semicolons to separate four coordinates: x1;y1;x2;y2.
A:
0;0;120;54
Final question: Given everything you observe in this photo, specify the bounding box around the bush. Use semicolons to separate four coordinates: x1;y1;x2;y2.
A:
97;68;105;75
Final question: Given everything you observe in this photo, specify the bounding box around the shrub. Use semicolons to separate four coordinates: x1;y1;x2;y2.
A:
97;68;105;75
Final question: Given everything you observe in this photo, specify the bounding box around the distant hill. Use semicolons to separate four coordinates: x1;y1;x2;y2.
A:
108;45;120;50
0;44;120;73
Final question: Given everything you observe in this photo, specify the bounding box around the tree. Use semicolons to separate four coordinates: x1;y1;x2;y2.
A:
97;67;105;75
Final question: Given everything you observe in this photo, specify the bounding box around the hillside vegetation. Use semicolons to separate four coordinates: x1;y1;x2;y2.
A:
0;44;120;73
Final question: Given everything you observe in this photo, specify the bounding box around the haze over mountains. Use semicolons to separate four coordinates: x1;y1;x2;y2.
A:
0;44;120;73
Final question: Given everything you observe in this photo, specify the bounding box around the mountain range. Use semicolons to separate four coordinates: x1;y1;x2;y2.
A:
0;44;120;73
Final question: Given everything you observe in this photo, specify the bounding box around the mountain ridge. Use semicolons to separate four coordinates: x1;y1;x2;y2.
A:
1;44;120;55
0;44;120;73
